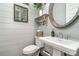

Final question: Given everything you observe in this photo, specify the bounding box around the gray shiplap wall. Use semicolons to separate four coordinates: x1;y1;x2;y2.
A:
0;3;38;56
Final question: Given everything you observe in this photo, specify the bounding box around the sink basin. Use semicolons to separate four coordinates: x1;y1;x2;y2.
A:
39;36;79;55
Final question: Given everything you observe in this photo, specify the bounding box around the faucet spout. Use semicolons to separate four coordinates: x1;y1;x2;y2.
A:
59;32;63;39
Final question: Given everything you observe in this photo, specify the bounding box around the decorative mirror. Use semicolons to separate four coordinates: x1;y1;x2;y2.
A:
14;4;28;23
49;3;79;28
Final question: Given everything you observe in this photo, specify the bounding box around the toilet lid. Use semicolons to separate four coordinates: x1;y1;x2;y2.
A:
23;45;40;54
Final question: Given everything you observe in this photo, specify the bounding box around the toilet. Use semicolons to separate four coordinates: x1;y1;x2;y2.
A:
23;36;44;56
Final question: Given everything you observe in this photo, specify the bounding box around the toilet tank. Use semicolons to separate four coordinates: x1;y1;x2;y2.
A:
35;36;44;48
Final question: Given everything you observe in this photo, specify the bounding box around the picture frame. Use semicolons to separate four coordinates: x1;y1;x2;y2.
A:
14;4;28;23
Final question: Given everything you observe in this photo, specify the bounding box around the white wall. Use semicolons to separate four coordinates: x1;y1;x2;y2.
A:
0;3;38;56
41;3;79;55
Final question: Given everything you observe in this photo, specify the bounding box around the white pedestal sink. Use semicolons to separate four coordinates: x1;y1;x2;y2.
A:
39;36;79;56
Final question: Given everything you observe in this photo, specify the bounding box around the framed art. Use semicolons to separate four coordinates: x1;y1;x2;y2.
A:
14;4;28;23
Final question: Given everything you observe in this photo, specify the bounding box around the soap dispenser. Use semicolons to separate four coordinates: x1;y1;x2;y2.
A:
51;30;55;37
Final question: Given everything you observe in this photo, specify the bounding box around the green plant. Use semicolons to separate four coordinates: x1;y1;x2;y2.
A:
33;3;46;10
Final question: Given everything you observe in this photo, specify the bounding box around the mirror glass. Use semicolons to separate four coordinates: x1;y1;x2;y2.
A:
53;3;66;25
49;3;79;28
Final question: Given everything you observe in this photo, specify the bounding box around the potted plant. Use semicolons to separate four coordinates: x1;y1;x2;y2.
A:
33;3;46;16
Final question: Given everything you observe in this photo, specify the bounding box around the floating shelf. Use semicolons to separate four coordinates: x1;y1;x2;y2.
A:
35;14;49;23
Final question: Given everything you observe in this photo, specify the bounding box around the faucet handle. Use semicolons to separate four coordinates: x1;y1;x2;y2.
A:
64;34;69;40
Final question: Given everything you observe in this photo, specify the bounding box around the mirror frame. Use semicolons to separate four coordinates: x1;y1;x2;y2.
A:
49;3;79;28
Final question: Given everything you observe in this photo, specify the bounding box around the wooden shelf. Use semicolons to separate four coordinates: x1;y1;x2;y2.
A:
35;14;49;23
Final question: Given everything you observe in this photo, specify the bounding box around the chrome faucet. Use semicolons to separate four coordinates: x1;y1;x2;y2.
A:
58;32;63;38
65;34;69;40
